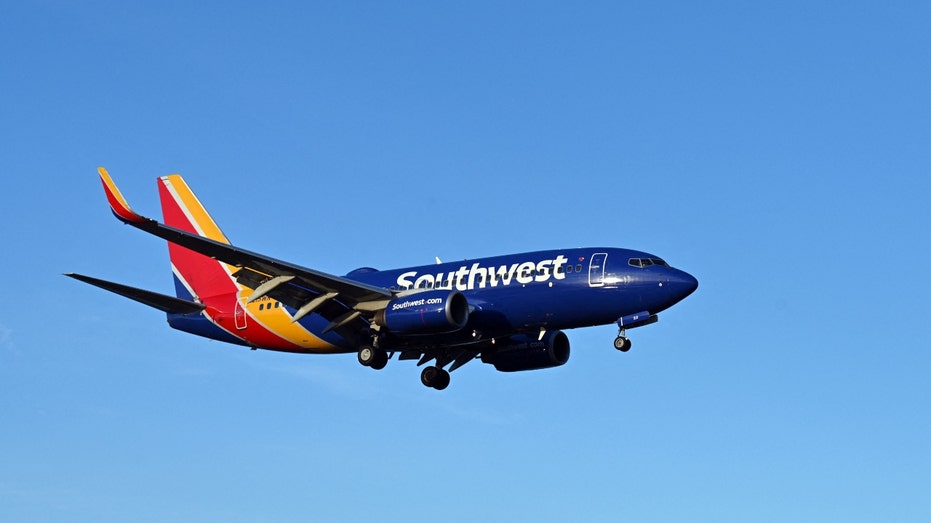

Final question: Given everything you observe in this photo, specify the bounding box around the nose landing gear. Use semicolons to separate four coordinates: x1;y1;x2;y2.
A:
613;335;632;352
613;327;632;352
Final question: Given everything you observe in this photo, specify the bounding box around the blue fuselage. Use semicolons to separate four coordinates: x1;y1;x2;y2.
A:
165;246;697;353
346;247;697;341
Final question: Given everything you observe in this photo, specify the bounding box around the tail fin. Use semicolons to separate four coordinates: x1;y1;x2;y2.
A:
157;175;239;302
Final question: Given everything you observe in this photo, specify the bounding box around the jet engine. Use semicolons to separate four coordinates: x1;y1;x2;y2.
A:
374;290;469;335
481;330;570;372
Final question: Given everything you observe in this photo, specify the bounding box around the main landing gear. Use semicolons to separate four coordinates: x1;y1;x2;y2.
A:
420;366;451;391
357;344;454;391
358;336;459;390
357;345;388;370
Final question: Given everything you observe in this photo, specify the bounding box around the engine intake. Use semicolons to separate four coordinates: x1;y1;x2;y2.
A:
481;330;571;372
374;290;469;335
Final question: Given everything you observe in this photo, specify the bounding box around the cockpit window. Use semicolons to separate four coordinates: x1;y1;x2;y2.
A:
629;257;669;268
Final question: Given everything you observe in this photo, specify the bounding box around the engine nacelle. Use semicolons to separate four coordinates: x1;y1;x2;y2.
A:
374;290;469;335
481;330;571;372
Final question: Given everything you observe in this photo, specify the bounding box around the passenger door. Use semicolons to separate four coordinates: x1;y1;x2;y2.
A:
589;252;607;287
234;298;248;330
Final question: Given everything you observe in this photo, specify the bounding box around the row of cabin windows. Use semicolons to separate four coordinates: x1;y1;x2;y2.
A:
393;264;588;291
257;302;282;311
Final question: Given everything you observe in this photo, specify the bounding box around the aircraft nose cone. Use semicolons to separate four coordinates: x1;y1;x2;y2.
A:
668;269;698;301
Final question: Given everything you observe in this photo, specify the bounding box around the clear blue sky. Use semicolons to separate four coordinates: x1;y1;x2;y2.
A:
2;2;929;522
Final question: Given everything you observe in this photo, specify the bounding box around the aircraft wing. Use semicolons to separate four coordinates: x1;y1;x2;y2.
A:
97;168;393;314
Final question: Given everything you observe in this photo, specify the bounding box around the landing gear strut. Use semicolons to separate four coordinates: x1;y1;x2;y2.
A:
358;345;388;370
420;366;450;390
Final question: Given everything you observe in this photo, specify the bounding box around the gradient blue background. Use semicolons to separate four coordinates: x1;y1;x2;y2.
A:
2;2;929;521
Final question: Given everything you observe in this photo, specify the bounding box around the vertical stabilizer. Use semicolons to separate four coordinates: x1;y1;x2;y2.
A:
158;175;239;302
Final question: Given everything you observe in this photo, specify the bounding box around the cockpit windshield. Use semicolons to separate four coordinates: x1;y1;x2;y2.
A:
628;257;669;268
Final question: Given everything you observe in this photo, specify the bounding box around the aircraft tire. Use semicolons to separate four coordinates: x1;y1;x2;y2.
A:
358;346;376;367
371;349;389;370
421;366;450;390
433;369;450;390
614;337;632;352
421;366;438;387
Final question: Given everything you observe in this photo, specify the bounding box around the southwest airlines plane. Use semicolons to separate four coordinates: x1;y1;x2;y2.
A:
67;168;698;390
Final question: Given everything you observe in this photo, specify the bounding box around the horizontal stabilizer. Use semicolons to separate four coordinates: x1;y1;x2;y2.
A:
65;273;206;314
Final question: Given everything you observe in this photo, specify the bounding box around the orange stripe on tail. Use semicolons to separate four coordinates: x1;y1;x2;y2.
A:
157;175;238;302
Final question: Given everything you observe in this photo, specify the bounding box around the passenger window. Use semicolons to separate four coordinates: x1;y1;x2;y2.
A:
575;264;582;272
566;265;573;273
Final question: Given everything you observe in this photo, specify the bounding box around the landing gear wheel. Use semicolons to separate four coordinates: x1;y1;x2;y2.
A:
358;346;388;369
613;336;632;352
371;349;388;370
420;366;450;390
358;346;375;366
420;366;438;387
433;369;450;390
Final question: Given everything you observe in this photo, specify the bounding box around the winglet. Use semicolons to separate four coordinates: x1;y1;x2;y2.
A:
98;167;146;223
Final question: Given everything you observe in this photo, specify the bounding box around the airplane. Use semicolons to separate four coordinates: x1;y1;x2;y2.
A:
66;168;698;390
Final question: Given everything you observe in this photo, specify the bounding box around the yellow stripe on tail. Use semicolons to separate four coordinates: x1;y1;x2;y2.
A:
159;175;230;244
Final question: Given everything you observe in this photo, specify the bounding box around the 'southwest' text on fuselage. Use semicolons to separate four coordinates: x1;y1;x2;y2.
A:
397;255;570;291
